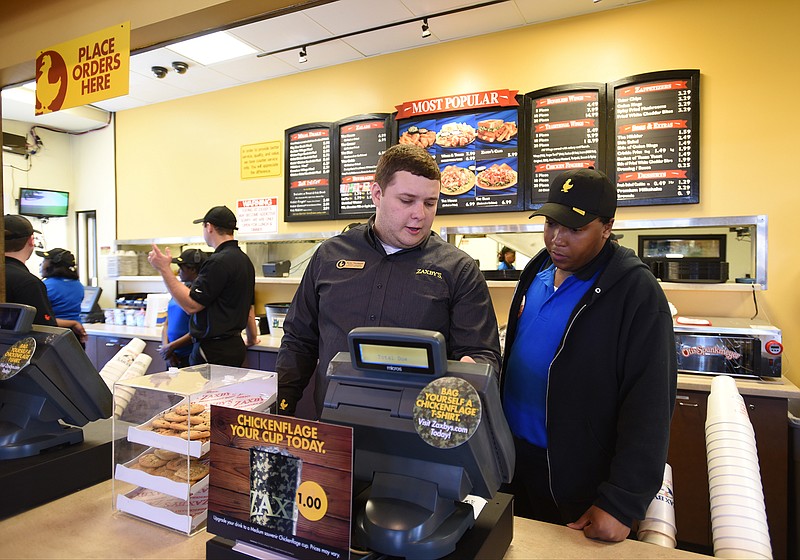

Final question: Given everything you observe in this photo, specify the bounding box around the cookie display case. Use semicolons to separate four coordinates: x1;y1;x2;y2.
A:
112;364;276;535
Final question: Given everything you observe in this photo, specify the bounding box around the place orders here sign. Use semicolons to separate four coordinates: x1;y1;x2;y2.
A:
35;22;130;115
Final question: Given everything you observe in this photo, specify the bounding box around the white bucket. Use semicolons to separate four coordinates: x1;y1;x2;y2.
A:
265;303;291;338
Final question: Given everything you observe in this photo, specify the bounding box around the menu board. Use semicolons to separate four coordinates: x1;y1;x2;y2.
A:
285;123;333;221
334;114;391;219
396;107;523;215
525;84;606;209
608;70;700;206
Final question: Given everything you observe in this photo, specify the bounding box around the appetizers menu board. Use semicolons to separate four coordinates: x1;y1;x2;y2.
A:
336;114;390;218
608;69;699;206
525;84;606;208
397;107;524;215
285;123;334;221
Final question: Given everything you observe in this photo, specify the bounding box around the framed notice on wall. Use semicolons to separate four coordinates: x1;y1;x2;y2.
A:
607;69;700;207
333;113;392;220
394;90;525;215
524;84;607;209
284;123;334;222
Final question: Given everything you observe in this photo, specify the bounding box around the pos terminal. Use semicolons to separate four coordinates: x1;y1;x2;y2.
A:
321;327;515;559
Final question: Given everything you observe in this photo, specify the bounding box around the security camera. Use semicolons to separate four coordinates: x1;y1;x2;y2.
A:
172;61;189;74
151;66;168;79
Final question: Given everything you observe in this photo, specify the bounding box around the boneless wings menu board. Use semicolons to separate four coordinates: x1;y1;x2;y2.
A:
397;107;524;215
608;70;700;206
525;84;606;209
335;114;391;219
285;123;334;221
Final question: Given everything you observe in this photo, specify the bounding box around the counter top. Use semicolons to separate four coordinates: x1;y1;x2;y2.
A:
677;373;800;399
83;323;283;351
0;479;707;559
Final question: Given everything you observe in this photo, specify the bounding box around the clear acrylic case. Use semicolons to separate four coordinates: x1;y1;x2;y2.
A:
112;364;276;534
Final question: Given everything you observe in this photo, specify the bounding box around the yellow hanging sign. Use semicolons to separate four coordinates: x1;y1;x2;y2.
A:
35;22;130;115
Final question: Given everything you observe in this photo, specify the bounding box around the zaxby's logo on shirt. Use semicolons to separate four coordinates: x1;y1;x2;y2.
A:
416;268;443;280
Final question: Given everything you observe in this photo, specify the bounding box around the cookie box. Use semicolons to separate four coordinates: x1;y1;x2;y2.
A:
114;449;209;500
116;485;209;535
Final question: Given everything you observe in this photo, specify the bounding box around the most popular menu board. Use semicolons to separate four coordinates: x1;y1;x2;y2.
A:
335;114;391;219
285;123;334;221
525;84;606;208
397;106;524;215
608;69;700;206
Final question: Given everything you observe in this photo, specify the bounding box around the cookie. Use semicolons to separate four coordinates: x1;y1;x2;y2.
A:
164;412;186;422
154;448;180;460
166;457;187;471
179;430;211;440
169;422;191;431
154;427;175;436
174;403;206;416
138;453;168;468
152;418;172;429
187;415;207;425
174;462;209;482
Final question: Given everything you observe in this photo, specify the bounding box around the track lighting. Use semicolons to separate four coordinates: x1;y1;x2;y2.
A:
421;18;431;39
171;61;189;74
298;47;307;64
151;66;168;79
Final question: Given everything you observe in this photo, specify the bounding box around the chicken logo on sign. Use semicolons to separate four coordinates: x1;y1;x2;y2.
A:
35;50;68;114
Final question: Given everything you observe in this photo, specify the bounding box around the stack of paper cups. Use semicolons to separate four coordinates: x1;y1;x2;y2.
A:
706;375;772;559
98;338;145;390
112;353;153;417
638;463;677;548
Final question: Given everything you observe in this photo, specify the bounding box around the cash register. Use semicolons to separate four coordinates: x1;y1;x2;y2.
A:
321;327;515;559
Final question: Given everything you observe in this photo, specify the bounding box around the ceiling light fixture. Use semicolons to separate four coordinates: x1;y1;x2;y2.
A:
151;66;168;79
256;0;509;59
421;18;431;38
171;61;189;74
298;47;307;64
169;30;258;65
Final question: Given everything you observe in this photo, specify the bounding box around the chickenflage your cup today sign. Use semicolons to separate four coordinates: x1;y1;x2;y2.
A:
35;22;130;115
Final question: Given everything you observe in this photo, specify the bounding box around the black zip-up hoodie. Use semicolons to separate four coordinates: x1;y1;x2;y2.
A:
500;240;677;527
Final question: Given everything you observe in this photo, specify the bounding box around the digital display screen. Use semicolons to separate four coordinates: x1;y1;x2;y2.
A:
18;188;70;218
359;343;430;369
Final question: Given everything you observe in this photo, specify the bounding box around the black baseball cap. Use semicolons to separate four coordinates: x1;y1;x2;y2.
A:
531;168;617;228
172;248;208;266
4;214;41;240
192;205;237;230
36;247;75;267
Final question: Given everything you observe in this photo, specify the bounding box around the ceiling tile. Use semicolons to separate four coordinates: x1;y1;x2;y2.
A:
303;0;413;34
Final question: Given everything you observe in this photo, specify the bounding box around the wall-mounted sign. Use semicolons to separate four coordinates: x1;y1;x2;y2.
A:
36;22;130;114
284;124;334;222
607;69;700;207
525;84;606;209
334;114;391;220
237;197;278;234
241;141;282;179
396;89;525;215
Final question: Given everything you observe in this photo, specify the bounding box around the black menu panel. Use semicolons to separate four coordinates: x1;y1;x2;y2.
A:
524;84;606;209
607;70;700;207
334;114;391;219
396;105;524;215
285;123;334;222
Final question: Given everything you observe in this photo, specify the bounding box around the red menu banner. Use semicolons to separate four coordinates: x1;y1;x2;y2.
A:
396;89;519;119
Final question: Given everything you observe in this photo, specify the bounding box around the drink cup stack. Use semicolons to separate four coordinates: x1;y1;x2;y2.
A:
112;352;153;417
705;375;773;559
98;338;145;390
638;463;677;548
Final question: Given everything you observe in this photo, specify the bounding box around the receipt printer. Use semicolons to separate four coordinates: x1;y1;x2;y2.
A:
262;260;290;277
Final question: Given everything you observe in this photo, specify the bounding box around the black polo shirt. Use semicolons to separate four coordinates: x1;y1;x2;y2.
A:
5;256;57;326
188;240;254;340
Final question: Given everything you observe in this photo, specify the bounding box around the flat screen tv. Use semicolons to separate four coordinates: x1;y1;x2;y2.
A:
18;187;69;218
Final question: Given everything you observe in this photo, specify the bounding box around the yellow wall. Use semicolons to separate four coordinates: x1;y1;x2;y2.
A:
115;0;799;382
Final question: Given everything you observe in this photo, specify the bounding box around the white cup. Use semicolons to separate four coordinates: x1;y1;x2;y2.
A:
710;483;766;503
709;473;763;491
639;518;676;536
706;421;755;438
638;529;677;548
707;446;759;464
708;464;762;482
711;493;767;513
707;454;759;472
713;536;772;559
710;507;769;529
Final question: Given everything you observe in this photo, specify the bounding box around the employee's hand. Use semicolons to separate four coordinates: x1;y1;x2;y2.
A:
147;244;173;274
246;335;261;347
158;343;174;361
459;356;476;363
567;505;630;542
57;319;87;344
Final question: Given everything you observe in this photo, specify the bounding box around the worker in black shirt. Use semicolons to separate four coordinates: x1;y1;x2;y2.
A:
4;214;87;343
148;206;259;366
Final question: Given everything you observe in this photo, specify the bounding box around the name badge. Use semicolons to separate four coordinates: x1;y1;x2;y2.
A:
336;260;365;269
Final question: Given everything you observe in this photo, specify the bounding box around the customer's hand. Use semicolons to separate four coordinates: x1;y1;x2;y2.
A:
567;505;630;542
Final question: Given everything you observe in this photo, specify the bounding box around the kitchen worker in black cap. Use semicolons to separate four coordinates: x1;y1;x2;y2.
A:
148;206;259;366
500;168;676;542
3;215;87;343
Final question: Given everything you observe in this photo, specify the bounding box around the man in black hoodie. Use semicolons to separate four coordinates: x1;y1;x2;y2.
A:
501;169;677;541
